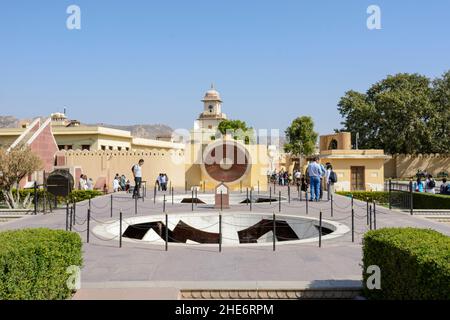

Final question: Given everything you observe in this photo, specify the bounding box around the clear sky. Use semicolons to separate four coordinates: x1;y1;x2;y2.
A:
0;0;449;134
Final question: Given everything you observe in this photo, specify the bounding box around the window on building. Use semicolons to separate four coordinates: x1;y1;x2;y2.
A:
125;147;130;151
66;145;73;150
101;145;106;151
208;105;214;113
109;146;113;150
58;145;65;151
81;145;91;151
328;139;338;150
208;125;213;129
117;147;122;151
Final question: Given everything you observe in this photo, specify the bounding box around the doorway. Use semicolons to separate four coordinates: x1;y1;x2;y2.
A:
351;166;365;191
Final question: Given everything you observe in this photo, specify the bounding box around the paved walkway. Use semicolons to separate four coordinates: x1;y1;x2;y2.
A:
1;187;449;298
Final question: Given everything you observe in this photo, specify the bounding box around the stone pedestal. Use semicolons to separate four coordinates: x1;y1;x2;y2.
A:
214;183;229;209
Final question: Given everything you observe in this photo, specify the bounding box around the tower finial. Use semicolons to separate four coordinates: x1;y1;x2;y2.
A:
211;83;215;89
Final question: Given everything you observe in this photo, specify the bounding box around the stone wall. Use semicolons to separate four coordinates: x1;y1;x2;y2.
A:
384;154;450;179
58;149;186;191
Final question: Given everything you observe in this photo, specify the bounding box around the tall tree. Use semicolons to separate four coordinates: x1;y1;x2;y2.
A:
430;71;450;153
0;145;42;208
337;73;447;154
284;116;318;157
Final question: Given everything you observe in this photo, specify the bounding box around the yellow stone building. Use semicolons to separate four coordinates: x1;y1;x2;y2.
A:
319;132;389;191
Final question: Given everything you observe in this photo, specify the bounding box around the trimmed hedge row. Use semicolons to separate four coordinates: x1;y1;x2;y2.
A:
0;189;103;204
363;228;450;300
0;228;82;300
336;191;450;209
413;192;450;209
336;191;389;204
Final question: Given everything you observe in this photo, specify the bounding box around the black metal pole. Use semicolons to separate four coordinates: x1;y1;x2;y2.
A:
388;178;392;210
246;188;249;205
69;206;73;231
195;188;198;207
351;208;355;243
373;201;377;230
269;187;272;205
369;204;373;230
89;197;91;211
366;198;369;225
65;202;69;231
319;211;322;248
409;180;414;216
165;213;168;251
273;213;276;251
306;190;308;214
330;194;334;217
110;194;113;218
135;194;138;215
163;194;166;213
288;185;290;203
119;211;122;248
171;187;174;205
191;189;194;211
250;189;252;211
87;208;90;243
278;191;281;212
185;181;187;194
219;213;222;252
153;185;156;204
34;181;37;215
73;200;76;225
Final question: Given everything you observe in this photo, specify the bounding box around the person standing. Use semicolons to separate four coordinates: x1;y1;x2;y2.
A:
326;164;337;201
307;157;325;202
440;178;449;195
132;159;144;198
425;174;436;194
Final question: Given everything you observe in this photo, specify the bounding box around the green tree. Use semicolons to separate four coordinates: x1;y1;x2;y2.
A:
284;116;318;157
430;71;450;153
0;145;42;208
218;119;254;144
337;73;447;154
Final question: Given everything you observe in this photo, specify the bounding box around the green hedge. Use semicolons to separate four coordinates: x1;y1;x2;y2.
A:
336;191;450;209
0;189;103;204
362;228;450;300
336;191;390;204
0;228;82;300
412;192;450;209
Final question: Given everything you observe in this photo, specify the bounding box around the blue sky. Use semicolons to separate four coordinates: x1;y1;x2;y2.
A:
0;0;449;134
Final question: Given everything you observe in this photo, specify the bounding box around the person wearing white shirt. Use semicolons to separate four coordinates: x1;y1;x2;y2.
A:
132;159;144;198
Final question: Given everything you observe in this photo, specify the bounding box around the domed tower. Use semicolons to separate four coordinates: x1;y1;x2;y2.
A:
197;84;227;131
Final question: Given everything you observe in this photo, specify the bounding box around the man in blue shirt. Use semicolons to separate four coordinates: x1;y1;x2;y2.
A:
307;157;326;201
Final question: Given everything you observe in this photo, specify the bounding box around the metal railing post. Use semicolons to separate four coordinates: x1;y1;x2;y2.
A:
219;213;222;253
119;211;122;248
87;208;90;243
288;185;290;203
165;213;169;251
319;211;322;248
409;180;414;216
269;187;272;205
110;194;113;218
69;206;73;231
153;185;157;204
273;213;276;251
65;201;69;231
388;178;392;210
191;189;194;211
171;187;174;205
330;194;334;217
34;181;38;215
306;190;309;214
246;188;249;205
366;198;369;225
278;191;281;212
250;189;252;211
351;208;355;243
135;194;138;215
369;204;373;230
373;201;377;230
163;194;166;213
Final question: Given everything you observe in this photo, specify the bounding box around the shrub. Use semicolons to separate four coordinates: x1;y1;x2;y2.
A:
0;228;82;300
336;191;390;204
362;228;450;300
336;191;450;209
412;192;450;209
0;189;103;205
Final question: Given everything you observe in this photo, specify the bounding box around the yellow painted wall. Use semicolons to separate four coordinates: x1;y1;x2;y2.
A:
61;149;186;191
322;158;385;191
384;154;450;178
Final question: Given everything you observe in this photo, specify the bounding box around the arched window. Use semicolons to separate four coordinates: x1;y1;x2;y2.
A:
208;105;214;113
328;139;338;150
